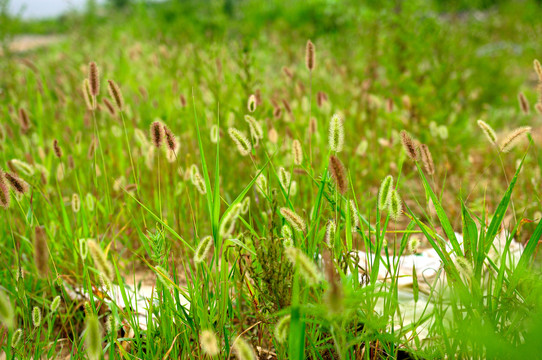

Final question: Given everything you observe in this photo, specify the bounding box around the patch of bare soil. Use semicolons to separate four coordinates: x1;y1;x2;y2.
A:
2;34;64;54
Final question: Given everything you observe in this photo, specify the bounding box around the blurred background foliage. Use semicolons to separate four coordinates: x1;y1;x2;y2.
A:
1;0;542;225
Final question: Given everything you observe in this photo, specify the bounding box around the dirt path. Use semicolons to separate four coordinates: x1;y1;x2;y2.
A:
2;34;64;54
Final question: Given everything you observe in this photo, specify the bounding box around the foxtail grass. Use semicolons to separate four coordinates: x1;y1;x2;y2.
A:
328;155;347;195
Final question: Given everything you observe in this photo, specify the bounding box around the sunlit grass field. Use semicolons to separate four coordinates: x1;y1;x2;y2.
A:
1;1;542;359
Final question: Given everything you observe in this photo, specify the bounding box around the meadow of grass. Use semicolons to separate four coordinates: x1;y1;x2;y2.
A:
1;0;542;359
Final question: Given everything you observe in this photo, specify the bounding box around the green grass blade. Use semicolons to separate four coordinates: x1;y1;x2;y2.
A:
483;155;525;254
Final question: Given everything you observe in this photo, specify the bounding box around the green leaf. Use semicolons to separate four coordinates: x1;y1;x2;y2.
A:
415;162;462;255
461;200;478;261
484;155;524;254
508;219;542;291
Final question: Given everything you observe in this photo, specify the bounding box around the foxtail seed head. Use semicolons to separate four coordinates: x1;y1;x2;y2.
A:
88;62;100;97
281;224;293;240
18;108;30;133
285;247;322;286
255;173;268;197
32;306;41;327
324;219;336;247
11;328;23;348
408;237;420;254
150;121;165;148
292;139;303;165
85;313;102;360
388;189;403;220
79;239;89;259
105;314;117;334
9;159;34;177
87;136;98;159
107;79;124;110
72;193;81;213
378;175;394;210
4;172;29;195
194;236;213;264
0;290;14;329
34;226;49;277
210;124;219;143
274;315;291;344
305;40;315;71
200;330;220;356
233;336;256;360
162;124;178;152
499;126;532;153
154;265;173;290
85;193;95;212
349;200;360;229
309;117;318;134
51;296;61;312
477;120;497;146
328;155;347;195
534;59;542;82
191;171;207;195
244;115;263;140
400;130;418;161
102;98;116;116
83;79;94;110
278;167;291;190
518;92;530;115
280;207;306;233
241;197;250;214
87;240;114;280
219;204;242;238
53;139;63;158
0;170;10;209
228;128;252;156
420;144;435;175
247;94;257;113
455;256;474;279
329;114;344;153
190;165;206;192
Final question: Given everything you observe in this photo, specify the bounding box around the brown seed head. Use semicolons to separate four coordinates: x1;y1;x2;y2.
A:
309;117;317;134
163;124;177;152
150;121;165;148
317;91;328;107
305;40;315;71
518;92;530;115
273;107;282;119
400;130;418;161
88;62;100;97
328;155;348;195
18;108;30;133
34;226;49;277
82;79;93;110
87;136;98;159
4;172;29;195
179;94;187;107
68;155;75;170
534;59;542;82
282;99;292;114
282;66;293;79
107;80;124;110
53;139;63;159
102;98;116;117
0;170;10;209
419;144;435;175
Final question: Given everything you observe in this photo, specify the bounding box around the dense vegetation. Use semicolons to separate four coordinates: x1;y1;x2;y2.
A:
1;0;542;359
